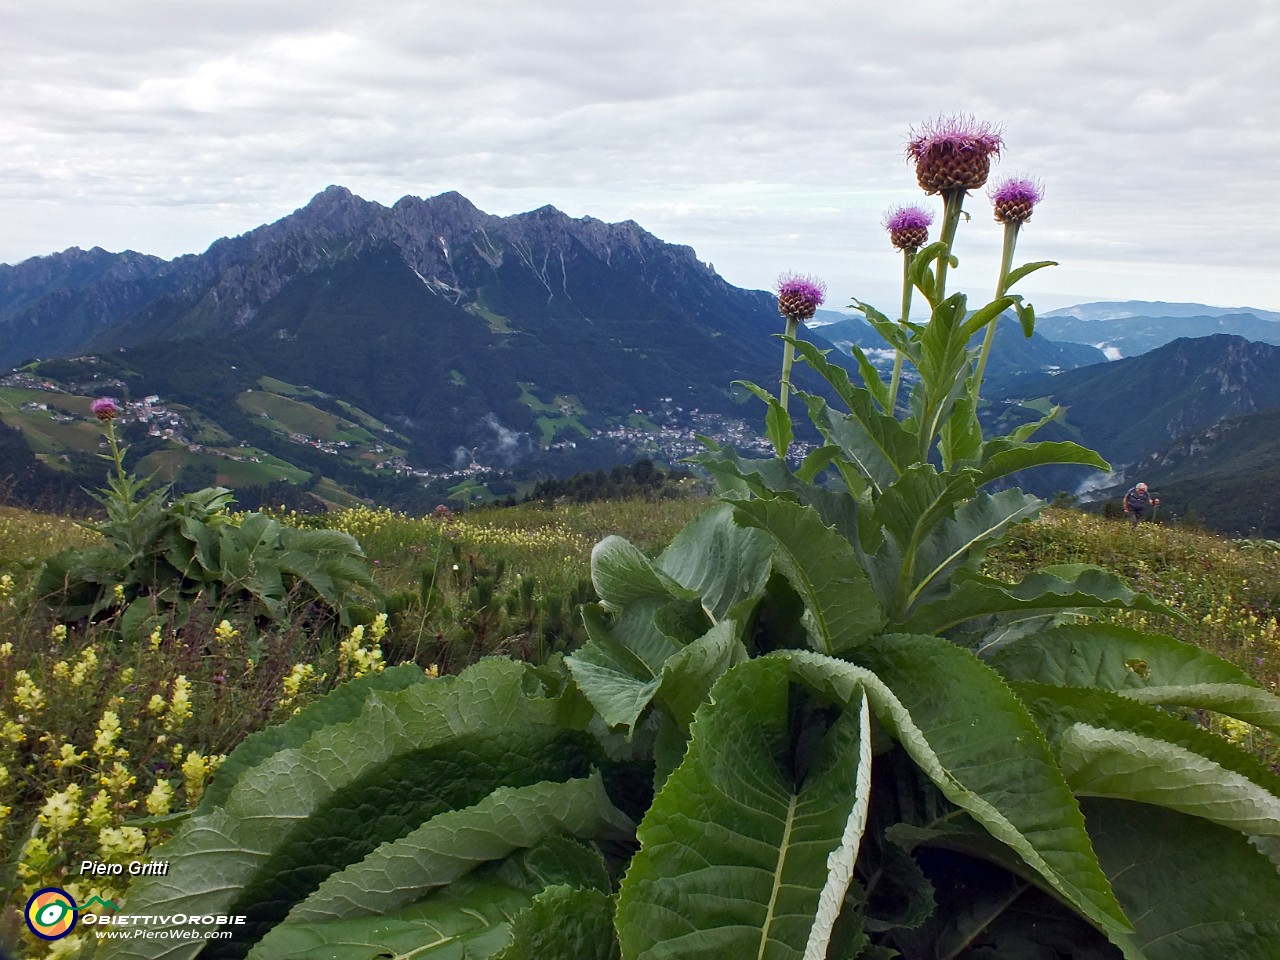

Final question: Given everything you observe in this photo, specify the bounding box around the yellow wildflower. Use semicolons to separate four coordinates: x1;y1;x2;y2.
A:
0;572;13;599
146;779;175;816
149;626;164;650
369;612;389;642
93;710;122;758
70;646;99;686
215;619;238;642
84;791;114;831
100;761;137;797
50;623;68;642
56;742;88;769
52;659;71;680
164;675;193;731
13;670;46;713
99;824;146;859
0;640;12;657
2;719;25;745
182;751;212;804
425;663;440;678
147;694;167;715
112;583;126;602
37;783;82;833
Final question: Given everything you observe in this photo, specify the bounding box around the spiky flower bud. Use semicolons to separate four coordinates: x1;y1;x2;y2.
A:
90;397;119;421
882;205;934;251
906;114;1003;194
989;176;1044;224
775;274;827;324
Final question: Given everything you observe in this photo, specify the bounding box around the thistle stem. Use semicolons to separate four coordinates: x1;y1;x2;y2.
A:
886;249;916;413
779;316;800;413
934;189;966;302
972;221;1021;395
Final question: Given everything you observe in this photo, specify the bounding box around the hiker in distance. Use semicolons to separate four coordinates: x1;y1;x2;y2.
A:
1123;481;1160;527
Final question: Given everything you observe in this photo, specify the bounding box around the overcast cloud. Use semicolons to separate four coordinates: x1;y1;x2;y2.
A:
2;0;1276;312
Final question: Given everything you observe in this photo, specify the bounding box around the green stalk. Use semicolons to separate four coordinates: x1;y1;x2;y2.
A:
779;315;801;413
886;249;916;414
934;189;966;303
972;220;1021;395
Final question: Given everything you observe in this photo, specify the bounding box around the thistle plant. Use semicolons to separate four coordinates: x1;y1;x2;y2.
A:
775;273;827;413
104;119;1280;960
882;204;934;410
972;175;1046;391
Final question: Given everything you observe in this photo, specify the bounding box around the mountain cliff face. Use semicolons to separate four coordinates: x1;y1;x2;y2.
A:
1;187;840;468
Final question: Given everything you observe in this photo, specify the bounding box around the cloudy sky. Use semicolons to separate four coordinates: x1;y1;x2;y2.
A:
2;0;1276;313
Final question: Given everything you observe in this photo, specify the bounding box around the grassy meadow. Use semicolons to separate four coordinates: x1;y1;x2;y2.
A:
1;496;1278;954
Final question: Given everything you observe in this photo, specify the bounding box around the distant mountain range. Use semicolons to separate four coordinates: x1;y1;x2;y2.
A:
3;189;1279;530
1038;301;1280;359
1;187;860;509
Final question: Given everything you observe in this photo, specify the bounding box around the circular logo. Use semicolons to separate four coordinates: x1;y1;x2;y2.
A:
25;887;78;941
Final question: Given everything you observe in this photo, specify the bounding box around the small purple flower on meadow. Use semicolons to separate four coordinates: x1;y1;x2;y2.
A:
91;397;120;421
883;205;934;251
906;114;1003;194
776;274;827;324
989;176;1044;224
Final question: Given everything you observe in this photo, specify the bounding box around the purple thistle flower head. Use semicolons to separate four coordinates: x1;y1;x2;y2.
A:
988;175;1044;224
906;114;1004;194
775;273;827;324
882;205;935;251
90;397;120;421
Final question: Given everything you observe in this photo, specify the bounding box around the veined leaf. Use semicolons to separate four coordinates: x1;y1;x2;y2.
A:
495;884;620;960
836;638;1130;939
904;565;1177;637
959;295;1017;340
198;665;429;812
615;657;873;960
976;439;1109;488
903;487;1042;613
1057;723;1280;838
569;613;745;736
592;536;694;611
106;660;598;960
656;504;773;623
734;379;793;459
789;338;889;417
284;773;630;922
992;623;1280;734
731;498;884;654
798;391;916;495
570;603;680;734
248;840;610;960
1003;259;1058;292
1085;799;1280;959
1012;681;1280;807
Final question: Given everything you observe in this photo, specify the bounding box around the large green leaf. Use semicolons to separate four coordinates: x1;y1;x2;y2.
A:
105;660;598;960
569;603;681;735
591;536;693;611
656;504;773;623
1057;724;1280;838
798;391;916;495
903;565;1177;637
975;439;1109;488
198;665;429;812
1084;799;1280;959
248;841;610;960
764;648;1130;939
283;773;630;922
992;624;1280;734
902;487;1042;613
730;498;884;654
568;614;745;737
615;657;873;960
1012;681;1280;803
